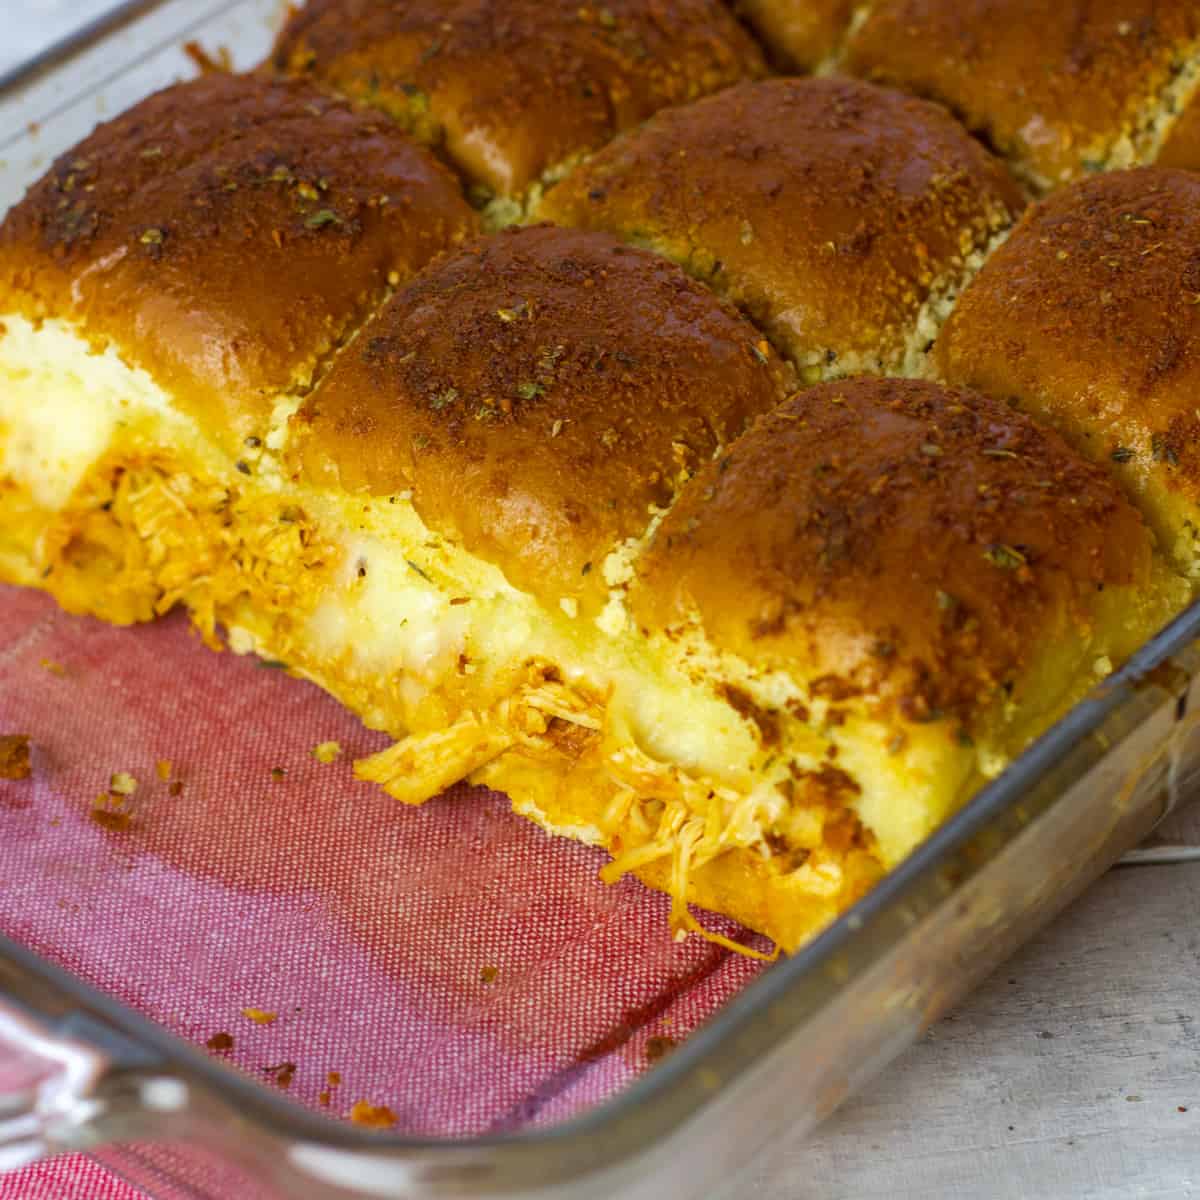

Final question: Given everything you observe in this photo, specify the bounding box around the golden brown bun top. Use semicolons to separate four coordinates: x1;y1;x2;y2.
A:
0;72;476;455
730;0;855;70
846;0;1200;189
934;168;1200;505
271;0;765;199
1159;98;1200;170
633;378;1151;727
290;224;790;609
538;77;1024;373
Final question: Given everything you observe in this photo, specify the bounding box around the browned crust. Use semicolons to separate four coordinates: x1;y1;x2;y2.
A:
538;77;1024;373
0;735;32;781
1158;93;1200;168
845;0;1200;189
934;168;1200;542
633;378;1154;728
729;0;857;70
0;72;476;456
271;0;766;199
288;224;790;609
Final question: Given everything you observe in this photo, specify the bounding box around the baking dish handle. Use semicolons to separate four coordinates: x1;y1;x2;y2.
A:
0;979;181;1176
0;994;114;1172
0;983;326;1198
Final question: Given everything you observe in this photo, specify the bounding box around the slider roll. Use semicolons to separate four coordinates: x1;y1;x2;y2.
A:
0;73;476;621
271;0;766;218
935;168;1200;577
539;78;1024;381
605;377;1184;947
289;224;792;613
0;73;476;458
845;0;1200;191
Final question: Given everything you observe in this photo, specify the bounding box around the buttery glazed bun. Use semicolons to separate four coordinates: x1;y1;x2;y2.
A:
289;224;791;610
729;0;856;70
1159;95;1200;168
271;0;765;206
636;378;1154;728
934;168;1200;575
845;0;1200;191
538;78;1024;380
0;73;476;457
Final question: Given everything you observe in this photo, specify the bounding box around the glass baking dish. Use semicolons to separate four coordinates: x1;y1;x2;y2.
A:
2;4;1199;1197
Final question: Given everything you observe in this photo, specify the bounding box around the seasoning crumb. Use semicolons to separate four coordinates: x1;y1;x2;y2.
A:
312;741;343;764
983;543;1027;571
241;1008;278;1026
319;1090;331;1106
306;208;342;230
183;40;232;74
1179;1106;1189;1113
109;771;138;796
480;965;499;985
0;735;32;781
267;1062;296;1088
328;1071;342;1086
39;658;66;676
350;1101;398;1129
169;780;184;797
644;1036;678;1063
206;1031;234;1052
270;767;287;783
90;792;131;831
155;759;173;782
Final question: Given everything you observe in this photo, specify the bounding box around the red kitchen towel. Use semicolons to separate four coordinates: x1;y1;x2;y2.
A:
0;586;767;1197
0;1157;142;1199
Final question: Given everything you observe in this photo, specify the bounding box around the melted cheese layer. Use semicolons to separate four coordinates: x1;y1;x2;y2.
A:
0;317;181;510
297;492;762;785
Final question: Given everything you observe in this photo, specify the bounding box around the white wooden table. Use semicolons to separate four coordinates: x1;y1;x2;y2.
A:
736;808;1200;1200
